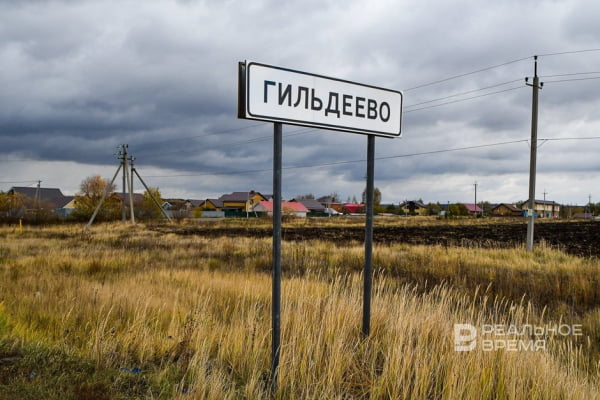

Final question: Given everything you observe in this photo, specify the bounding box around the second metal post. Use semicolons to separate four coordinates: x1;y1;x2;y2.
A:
363;134;375;337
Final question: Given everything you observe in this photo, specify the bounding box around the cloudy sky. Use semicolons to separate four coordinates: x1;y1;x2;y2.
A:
1;0;599;205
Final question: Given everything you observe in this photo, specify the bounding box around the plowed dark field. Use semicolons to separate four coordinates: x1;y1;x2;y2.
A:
158;220;600;258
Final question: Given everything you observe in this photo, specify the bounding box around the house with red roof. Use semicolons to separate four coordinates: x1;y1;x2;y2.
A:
342;203;364;214
463;203;483;216
252;200;309;218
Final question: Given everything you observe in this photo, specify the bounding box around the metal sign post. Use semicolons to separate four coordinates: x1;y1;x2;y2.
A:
238;60;402;393
271;122;282;392
362;134;375;337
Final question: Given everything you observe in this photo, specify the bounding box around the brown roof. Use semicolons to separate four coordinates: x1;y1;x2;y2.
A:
204;199;224;208
290;198;325;211
115;193;145;203
492;203;521;212
218;191;266;202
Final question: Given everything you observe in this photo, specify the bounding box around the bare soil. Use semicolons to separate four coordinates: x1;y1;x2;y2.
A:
155;220;600;258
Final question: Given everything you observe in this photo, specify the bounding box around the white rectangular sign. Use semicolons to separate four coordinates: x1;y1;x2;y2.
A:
238;61;402;138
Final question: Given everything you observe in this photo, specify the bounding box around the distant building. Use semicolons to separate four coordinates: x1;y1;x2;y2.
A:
573;212;593;219
8;186;72;217
289;198;325;213
463;203;483;216
398;200;427;215
253;200;309;218
521;200;560;218
491;203;522;217
184;199;205;210
317;195;344;213
342;203;364;214
200;199;224;211
218;190;268;212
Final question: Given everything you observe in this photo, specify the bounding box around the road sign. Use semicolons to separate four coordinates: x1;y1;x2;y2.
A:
238;61;402;138
237;60;402;393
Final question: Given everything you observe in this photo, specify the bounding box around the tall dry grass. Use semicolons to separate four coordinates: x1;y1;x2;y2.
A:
0;223;599;399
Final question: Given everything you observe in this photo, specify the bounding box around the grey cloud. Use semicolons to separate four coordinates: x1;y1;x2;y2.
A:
1;0;599;203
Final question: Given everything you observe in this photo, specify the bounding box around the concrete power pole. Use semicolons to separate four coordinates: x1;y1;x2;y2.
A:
473;181;478;218
525;56;543;252
119;144;128;222
543;189;547;218
85;147;170;231
131;165;172;222
34;180;41;210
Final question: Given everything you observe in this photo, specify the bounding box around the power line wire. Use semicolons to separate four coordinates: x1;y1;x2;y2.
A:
538;48;600;57
133;122;269;152
541;71;600;78
140;135;600;179
404;86;524;113
402;48;600;92
402;56;531;92
6;136;599;183
540;136;600;141
0;180;39;184
140;127;318;158
543;76;600;84
404;78;523;108
140;138;532;179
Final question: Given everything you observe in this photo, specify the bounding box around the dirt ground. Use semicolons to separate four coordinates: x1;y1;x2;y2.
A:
157;220;600;258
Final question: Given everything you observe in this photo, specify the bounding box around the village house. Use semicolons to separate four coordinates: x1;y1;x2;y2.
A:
8;186;73;217
342;203;364;214
252;200;309;218
491;203;523;217
398;200;427;216
463;203;484;216
289;198;325;213
521;199;560;218
218;191;269;212
200;199;224;211
317;195;344;213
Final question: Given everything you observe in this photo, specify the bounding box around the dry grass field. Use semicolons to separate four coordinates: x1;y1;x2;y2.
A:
1;221;600;399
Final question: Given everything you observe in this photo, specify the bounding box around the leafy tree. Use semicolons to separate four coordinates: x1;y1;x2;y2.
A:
385;203;397;213
425;202;442;216
138;187;164;219
71;175;120;221
448;203;469;216
480;201;493;216
0;191;56;223
362;187;382;205
0;191;26;219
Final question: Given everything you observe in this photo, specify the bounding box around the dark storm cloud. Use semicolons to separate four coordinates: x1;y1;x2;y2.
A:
1;0;599;203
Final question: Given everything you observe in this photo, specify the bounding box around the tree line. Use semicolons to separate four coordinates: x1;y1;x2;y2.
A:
0;175;165;224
